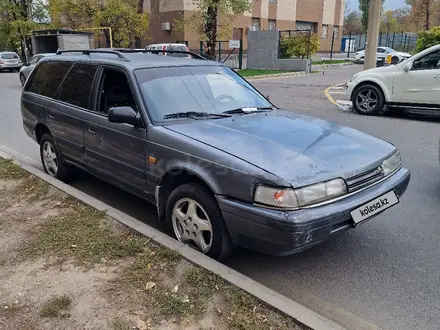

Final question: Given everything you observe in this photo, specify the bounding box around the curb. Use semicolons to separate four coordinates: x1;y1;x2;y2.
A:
245;72;312;80
0;145;347;330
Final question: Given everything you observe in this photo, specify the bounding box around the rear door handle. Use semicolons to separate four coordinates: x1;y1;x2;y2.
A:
88;125;97;135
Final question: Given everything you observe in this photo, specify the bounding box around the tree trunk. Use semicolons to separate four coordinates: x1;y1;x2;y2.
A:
135;0;144;48
424;0;430;30
204;0;219;60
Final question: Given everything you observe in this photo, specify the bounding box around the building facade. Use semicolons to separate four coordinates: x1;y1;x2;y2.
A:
143;0;345;52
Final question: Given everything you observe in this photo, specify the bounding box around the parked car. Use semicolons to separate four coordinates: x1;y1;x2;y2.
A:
20;49;410;261
145;43;191;58
354;47;412;64
347;44;440;115
0;52;23;72
19;53;55;86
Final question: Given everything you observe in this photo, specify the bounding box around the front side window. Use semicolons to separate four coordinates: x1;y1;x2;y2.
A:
412;49;440;70
26;61;73;97
57;63;98;109
135;66;272;122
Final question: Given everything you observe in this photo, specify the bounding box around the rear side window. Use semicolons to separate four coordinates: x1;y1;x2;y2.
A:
57;63;98;109
26;61;72;98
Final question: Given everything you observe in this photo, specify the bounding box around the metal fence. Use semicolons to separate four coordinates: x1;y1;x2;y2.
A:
199;40;243;69
278;30;312;59
343;32;418;53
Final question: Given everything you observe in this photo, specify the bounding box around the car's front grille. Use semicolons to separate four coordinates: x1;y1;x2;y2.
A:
346;167;384;193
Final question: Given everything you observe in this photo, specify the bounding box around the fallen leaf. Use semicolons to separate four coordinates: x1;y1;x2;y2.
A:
71;244;77;248
171;284;179;293
145;281;156;290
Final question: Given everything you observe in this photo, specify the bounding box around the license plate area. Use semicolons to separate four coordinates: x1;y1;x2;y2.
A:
350;190;398;226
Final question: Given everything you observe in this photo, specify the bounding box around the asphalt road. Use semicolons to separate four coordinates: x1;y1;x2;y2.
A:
2;67;440;330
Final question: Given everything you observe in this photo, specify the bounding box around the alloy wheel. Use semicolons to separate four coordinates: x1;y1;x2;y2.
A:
42;141;58;177
172;198;213;253
356;89;378;112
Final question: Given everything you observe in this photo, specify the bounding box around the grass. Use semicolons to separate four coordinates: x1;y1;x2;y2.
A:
238;69;297;77
0;158;27;180
40;295;72;318
312;59;353;65
25;201;145;264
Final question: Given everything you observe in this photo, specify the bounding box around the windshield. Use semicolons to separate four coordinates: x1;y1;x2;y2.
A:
1;53;18;59
135;66;272;121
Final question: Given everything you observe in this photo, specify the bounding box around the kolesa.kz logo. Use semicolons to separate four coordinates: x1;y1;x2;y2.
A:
359;198;389;217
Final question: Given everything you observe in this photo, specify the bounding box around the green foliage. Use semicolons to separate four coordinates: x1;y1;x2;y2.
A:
414;26;440;52
48;0;149;48
359;0;385;30
280;33;320;59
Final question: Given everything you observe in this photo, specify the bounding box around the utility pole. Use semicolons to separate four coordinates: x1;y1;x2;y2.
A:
363;0;382;70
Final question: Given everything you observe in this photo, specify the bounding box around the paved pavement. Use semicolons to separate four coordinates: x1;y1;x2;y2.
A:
2;67;440;330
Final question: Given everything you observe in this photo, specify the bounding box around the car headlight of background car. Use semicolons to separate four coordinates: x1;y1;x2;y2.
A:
381;151;402;176
254;178;347;209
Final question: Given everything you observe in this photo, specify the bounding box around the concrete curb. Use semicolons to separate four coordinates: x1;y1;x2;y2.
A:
0;146;347;330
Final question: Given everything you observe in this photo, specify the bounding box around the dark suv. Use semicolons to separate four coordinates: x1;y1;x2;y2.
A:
21;49;410;261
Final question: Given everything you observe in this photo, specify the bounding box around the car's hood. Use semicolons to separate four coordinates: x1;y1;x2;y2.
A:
397;51;411;57
358;63;401;76
164;110;396;187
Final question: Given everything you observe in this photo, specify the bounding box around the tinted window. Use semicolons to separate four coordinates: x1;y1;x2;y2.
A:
1;53;18;59
135;66;271;121
412;49;440;70
57;63;98;109
26;61;73;97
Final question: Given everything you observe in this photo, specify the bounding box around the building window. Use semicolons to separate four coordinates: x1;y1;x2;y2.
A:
333;26;339;39
269;0;277;3
251;18;260;31
269;20;276;30
322;24;328;39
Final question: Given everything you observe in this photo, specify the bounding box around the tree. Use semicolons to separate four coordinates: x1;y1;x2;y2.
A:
177;0;251;58
280;33;320;59
414;26;440;52
0;0;49;57
380;10;399;33
344;10;363;34
359;0;385;31
48;0;149;48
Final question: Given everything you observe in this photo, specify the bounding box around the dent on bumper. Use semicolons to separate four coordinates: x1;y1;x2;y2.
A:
217;168;410;256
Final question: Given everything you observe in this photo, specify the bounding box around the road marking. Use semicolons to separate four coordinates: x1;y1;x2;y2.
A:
332;86;345;90
329;91;347;95
324;86;339;106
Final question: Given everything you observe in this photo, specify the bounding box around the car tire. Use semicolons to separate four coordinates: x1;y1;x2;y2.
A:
39;133;75;183
352;84;386;115
165;183;234;261
391;56;399;65
19;73;25;86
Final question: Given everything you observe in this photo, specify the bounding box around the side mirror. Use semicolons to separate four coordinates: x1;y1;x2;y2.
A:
108;106;142;127
403;63;411;72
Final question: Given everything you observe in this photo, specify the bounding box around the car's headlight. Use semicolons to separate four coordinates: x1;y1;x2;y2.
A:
381;151;402;176
254;178;347;209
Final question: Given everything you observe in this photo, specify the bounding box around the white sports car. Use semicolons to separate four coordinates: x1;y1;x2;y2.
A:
354;47;412;65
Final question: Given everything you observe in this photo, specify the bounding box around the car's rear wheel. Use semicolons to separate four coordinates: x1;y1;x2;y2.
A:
165;183;234;261
19;73;25;86
352;84;386;115
39;133;74;183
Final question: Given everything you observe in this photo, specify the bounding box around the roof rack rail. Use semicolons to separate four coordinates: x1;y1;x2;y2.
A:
115;48;208;60
55;49;130;62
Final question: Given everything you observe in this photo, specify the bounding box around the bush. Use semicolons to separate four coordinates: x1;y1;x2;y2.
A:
279;32;320;59
414;26;440;53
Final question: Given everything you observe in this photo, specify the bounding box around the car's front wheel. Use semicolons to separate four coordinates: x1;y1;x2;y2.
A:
391;56;399;65
39;133;74;183
352;84;386;115
166;183;234;261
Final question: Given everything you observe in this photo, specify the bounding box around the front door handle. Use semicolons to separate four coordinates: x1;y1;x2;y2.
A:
88;126;97;135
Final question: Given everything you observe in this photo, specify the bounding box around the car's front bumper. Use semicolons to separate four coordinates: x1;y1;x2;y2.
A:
217;167;410;256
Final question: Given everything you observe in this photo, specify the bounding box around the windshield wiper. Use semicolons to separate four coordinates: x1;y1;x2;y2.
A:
222;107;274;115
163;111;231;120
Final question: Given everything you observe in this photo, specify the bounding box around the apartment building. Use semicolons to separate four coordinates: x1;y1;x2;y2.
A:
144;0;345;52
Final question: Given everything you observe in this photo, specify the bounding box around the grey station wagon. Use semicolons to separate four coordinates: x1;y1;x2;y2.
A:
20;49;410;261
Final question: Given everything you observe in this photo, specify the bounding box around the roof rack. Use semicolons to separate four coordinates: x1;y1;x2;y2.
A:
116;48;208;60
55;49;130;61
